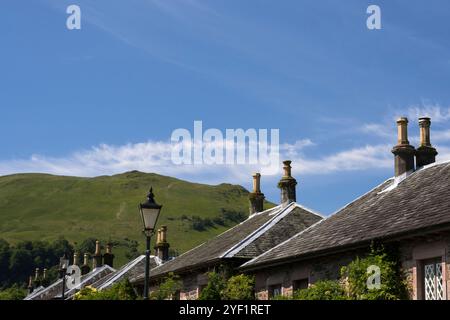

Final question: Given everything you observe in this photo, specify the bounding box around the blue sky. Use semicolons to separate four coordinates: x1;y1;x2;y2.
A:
1;0;450;214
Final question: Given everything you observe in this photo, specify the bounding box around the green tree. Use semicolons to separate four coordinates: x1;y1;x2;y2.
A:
0;239;11;288
75;238;97;256
0;284;27;300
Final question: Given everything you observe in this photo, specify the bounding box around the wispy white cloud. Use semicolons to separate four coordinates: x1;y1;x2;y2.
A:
0;140;392;184
403;104;450;123
2;102;450;184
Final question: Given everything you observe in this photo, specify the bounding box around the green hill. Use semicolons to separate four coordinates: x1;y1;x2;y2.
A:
0;171;273;266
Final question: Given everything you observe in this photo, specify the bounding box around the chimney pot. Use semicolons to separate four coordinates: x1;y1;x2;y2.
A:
252;173;261;193
73;252;79;266
392;117;415;177
81;253;91;275
34;268;40;280
156;229;162;243
154;226;170;262
93;240;103;269
95;240;100;255
278;160;297;206
282;160;292;177
43;268;47;280
103;243;115;268
416;117;438;167
160;225;168;243
249;173;265;215
397;117;410;145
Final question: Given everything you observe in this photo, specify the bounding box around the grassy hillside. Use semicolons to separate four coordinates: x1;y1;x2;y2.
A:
0;171;273;266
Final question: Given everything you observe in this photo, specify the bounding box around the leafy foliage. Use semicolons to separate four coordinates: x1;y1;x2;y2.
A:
199;271;227;300
285;245;409;300
0;284;27;300
150;272;182;300
341;245;409;300
197;267;255;300
73;279;137;300
0;237;73;289
294;280;348;300
222;274;255;300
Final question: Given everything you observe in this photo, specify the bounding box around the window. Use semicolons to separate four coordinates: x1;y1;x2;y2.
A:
268;284;282;298
423;258;445;300
293;278;309;292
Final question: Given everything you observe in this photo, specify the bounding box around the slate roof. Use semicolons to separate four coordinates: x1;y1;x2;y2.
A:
64;265;115;299
143;203;322;280
242;161;450;269
92;255;161;290
24;265;116;300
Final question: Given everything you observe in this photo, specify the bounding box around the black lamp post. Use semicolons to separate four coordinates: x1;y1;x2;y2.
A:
59;254;69;300
139;187;162;300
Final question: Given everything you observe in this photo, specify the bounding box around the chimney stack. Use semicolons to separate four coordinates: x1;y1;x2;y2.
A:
249;173;265;215
278;160;297;206
92;240;103;269
43;268;47;280
81;253;91;275
34;268;40;281
392;117;416;177
155;226;170;262
103;243;115;268
416;117;438;167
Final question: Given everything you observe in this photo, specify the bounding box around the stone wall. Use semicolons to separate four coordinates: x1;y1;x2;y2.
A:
252;234;450;300
253;250;361;299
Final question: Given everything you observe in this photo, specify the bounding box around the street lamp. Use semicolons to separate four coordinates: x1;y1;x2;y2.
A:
139;187;162;300
59;254;69;300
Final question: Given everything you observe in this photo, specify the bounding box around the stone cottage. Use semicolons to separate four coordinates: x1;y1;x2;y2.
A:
241;117;450;300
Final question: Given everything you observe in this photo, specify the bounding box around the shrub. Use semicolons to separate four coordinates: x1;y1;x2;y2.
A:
150;272;182;300
341;245;409;300
73;279;137;300
222;274;255;300
0;284;27;300
294;280;347;300
199;271;227;300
